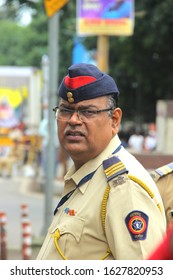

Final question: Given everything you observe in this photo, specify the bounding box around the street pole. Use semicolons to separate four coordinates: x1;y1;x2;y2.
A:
41;54;49;120
43;12;59;235
97;35;109;73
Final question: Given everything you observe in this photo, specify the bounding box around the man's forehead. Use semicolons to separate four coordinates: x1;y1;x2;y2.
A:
59;96;107;107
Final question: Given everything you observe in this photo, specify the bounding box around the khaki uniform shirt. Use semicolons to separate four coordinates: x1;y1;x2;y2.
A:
151;163;173;226
37;135;166;260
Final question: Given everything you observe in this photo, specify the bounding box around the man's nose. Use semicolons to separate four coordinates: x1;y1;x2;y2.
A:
67;111;82;124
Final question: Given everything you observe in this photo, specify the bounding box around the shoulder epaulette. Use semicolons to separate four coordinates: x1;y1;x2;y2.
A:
103;156;128;182
155;162;173;177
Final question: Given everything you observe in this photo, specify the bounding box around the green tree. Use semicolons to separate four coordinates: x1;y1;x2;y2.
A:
0;0;47;66
108;1;173;123
0;20;27;65
0;0;37;22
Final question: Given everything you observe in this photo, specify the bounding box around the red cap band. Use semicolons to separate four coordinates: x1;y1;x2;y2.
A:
64;75;96;90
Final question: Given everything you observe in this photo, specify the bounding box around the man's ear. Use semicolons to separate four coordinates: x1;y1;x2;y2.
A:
112;108;122;135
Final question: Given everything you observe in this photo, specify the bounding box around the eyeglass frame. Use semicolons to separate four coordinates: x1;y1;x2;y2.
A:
52;106;114;122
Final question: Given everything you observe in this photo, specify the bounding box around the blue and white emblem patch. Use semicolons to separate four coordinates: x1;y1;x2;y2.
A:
125;210;149;241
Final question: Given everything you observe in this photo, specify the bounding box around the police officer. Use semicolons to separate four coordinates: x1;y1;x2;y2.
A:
37;63;166;260
150;162;173;227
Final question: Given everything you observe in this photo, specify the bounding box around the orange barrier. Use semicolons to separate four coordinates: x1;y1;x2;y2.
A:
0;212;7;260
21;204;32;260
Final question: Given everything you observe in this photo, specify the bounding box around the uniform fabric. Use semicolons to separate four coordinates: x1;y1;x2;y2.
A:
37;135;166;260
151;163;173;226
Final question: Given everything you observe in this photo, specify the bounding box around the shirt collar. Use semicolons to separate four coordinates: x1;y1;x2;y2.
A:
64;135;121;190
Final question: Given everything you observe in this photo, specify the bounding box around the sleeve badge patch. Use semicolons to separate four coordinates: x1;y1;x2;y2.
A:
125;210;149;241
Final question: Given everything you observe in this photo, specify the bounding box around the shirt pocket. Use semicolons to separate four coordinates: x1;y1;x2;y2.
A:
50;215;85;243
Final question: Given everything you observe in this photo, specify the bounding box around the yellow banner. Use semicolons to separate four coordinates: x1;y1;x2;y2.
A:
78;18;133;36
0;87;28;108
44;0;69;17
77;0;134;36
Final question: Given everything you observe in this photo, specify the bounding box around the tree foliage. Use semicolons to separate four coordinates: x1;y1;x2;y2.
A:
114;0;173;122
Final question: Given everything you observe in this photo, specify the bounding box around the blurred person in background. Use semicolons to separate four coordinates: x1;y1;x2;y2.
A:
143;123;157;152
128;128;144;152
150;162;173;227
0;137;23;177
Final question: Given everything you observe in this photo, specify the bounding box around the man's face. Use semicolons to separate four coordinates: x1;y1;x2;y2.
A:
57;96;122;169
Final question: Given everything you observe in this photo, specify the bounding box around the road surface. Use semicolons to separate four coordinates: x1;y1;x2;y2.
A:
0;175;63;259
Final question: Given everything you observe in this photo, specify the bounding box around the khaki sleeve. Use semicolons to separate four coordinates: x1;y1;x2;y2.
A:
105;176;166;260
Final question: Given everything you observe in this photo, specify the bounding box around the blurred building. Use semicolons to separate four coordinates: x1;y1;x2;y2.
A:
0;66;42;131
156;100;173;154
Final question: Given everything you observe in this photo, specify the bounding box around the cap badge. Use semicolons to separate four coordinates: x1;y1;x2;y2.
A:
67;91;74;103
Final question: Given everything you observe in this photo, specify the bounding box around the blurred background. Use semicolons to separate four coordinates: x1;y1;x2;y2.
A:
0;0;173;259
